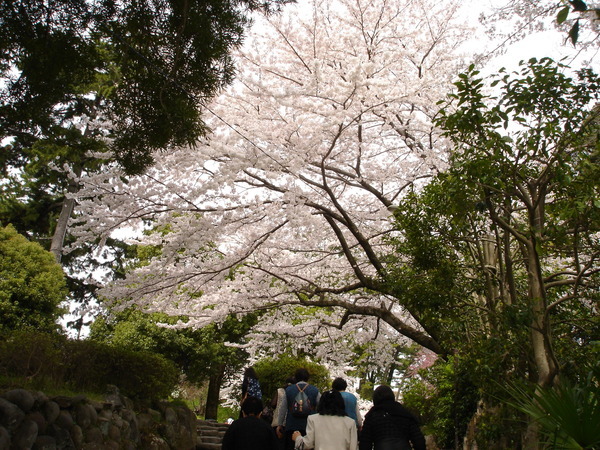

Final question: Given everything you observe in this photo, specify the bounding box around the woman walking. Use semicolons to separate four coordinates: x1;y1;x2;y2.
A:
292;390;358;450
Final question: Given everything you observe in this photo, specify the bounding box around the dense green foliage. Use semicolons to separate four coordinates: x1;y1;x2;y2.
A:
389;58;600;446
0;330;178;403
505;365;600;449
254;355;330;405
64;339;178;403
0;0;289;173
0;224;67;333
90;307;256;385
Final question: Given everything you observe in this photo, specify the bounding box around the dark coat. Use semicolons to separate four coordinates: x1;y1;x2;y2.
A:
222;415;279;450
359;399;426;450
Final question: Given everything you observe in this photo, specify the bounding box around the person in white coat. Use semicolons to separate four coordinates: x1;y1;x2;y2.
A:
292;390;358;450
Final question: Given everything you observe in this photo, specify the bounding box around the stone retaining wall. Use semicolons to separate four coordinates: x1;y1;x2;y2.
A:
0;387;198;449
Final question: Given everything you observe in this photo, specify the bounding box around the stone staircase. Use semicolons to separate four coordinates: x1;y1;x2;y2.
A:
197;419;229;449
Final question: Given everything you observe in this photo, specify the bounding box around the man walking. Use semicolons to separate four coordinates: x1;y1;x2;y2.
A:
222;396;279;450
276;368;321;450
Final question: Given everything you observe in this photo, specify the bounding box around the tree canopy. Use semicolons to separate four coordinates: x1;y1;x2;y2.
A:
72;0;476;363
0;0;290;173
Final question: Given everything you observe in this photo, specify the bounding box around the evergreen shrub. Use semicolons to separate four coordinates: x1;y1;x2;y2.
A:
0;330;66;387
0;330;178;402
63;339;179;402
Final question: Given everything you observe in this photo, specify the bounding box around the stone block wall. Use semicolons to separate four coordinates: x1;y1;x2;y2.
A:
0;388;198;449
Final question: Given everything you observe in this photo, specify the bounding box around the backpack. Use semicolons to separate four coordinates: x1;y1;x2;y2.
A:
246;377;262;400
291;383;312;418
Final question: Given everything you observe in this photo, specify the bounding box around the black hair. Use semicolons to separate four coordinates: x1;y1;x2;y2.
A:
285;376;296;387
372;385;395;406
295;368;310;382
241;396;264;416
332;377;347;391
317;390;346;416
244;366;258;380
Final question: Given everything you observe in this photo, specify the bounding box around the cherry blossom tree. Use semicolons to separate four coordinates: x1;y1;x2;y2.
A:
72;0;479;362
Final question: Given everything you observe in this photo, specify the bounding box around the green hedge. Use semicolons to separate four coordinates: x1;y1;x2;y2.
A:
0;330;178;402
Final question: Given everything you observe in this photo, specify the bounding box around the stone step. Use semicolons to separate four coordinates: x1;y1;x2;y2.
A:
196;419;229;449
197;444;222;450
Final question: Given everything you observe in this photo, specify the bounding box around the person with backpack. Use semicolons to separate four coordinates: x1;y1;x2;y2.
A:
276;368;321;450
292;390;358;450
359;385;426;450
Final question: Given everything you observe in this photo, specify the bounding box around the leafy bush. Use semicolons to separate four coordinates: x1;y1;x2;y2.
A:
0;225;67;333
0;330;66;388
63;339;179;402
505;366;600;449
401;358;478;449
0;330;178;403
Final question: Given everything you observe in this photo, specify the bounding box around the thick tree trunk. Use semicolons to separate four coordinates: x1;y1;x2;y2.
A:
204;363;226;420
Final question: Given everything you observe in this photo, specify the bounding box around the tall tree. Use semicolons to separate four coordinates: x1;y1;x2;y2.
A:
391;58;599;447
0;0;291;327
73;0;474;356
0;0;290;260
435;58;599;389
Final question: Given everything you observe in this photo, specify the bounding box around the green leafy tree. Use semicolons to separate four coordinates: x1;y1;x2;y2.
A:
0;0;291;329
0;0;290;173
0;224;67;333
435;57;599;389
390;57;599;446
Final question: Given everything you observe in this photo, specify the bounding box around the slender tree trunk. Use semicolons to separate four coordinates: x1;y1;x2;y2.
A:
50;166;82;263
523;196;558;449
50;196;76;262
204;363;226;420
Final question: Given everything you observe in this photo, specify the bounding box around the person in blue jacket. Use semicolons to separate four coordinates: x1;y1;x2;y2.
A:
332;377;363;430
276;368;321;450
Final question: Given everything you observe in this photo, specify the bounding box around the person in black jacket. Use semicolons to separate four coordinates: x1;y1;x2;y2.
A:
223;396;279;450
359;385;426;450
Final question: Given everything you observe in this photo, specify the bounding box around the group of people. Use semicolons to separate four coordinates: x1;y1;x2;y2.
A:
222;367;426;450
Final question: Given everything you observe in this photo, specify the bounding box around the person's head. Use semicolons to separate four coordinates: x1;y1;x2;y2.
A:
241;396;263;416
244;366;258;380
284;376;295;387
317;390;346;416
372;385;395;406
332;377;347;391
295;368;310;382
